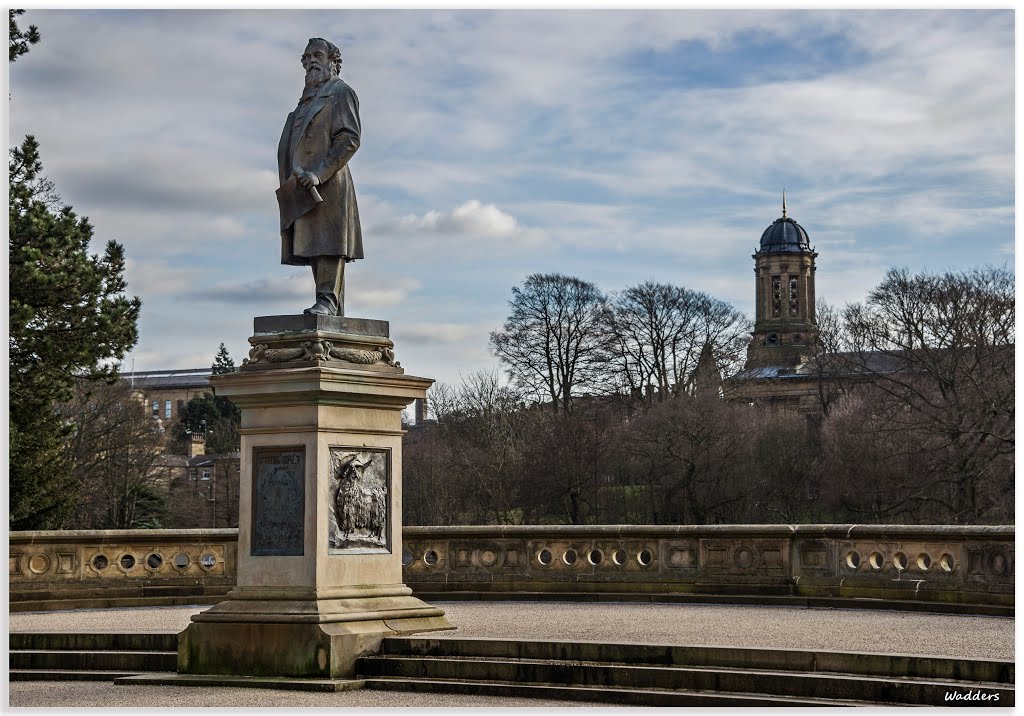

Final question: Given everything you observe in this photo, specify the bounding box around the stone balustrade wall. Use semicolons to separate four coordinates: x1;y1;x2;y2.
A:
10;525;1013;613
10;529;238;610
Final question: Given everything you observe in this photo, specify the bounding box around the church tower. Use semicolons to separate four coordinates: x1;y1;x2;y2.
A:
745;194;819;369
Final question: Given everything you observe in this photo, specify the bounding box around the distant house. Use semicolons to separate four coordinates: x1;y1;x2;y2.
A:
123;368;213;424
149;430;241;528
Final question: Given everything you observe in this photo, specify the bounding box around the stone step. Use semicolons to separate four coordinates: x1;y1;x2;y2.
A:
357;655;1014;706
362;676;870;707
10;632;179;652
10;670;163;682
9;650;178;672
383;636;1015;684
115;673;367;692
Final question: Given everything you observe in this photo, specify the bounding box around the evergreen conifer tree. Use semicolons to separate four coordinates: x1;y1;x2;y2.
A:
9;136;141;528
211;342;236;375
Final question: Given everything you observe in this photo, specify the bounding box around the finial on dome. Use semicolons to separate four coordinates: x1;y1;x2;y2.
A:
782;189;787;219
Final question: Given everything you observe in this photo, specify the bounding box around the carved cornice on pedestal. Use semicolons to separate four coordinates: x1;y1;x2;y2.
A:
240;315;402;373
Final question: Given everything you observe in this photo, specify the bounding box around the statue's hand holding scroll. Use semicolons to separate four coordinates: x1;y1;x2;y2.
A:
294;169;321;189
292;168;323;203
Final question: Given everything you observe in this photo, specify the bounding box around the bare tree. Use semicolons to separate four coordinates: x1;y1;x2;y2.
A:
747;411;825;522
816;390;961;523
837;266;1014;522
210;455;240;528
806;297;853;417
623;393;751;524
606;282;700;400
520;407;621;525
679;292;750;393
405;372;534;524
490;274;610;413
62;378;168;528
605;283;749;403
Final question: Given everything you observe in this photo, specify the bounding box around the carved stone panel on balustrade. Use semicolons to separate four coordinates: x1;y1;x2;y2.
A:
698;539;790;577
448;541;528;578
793;539;835;576
964;542;1014;592
660;540;700;574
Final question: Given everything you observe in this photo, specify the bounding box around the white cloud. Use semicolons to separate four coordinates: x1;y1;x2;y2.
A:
394;200;521;237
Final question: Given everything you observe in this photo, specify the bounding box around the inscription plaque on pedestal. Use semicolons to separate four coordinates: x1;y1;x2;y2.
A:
252;446;305;556
328;447;391;554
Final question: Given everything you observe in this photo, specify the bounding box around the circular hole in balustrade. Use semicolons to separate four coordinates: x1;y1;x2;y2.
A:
868;552;885;571
146;553;163;570
423;550;439;566
939;553;956;573
917;553;931;572
199;553;217;570
563;549;578;566
172;552;191;569
587;549;603;566
401;549;415;567
893;552;908;571
845;551;861;570
637;549;654;567
612;549;628;566
119;554;136;570
91;554;109;571
537;549;553;566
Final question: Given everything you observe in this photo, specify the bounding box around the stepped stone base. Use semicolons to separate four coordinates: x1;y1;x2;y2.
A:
178;587;453;678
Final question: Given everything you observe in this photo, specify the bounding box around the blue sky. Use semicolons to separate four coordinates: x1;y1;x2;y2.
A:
7;9;1014;387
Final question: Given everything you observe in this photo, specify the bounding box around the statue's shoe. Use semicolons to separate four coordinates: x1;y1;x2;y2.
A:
303;301;333;315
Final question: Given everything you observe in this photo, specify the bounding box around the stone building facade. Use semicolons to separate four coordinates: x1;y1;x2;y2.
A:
723;198;826;416
125;367;214;425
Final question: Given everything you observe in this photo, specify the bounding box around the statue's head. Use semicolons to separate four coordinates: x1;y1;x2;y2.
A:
301;38;341;87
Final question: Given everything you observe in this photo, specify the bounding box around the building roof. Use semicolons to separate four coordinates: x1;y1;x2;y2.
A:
757;194;812;254
730;350;922;382
758;216;812;254
123;368;213;390
188;452;240;468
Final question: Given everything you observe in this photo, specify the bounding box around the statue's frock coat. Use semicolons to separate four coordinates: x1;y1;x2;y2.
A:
278;76;364;265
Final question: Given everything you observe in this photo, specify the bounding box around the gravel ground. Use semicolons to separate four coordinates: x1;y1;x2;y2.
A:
9;600;1014;660
8;681;580;708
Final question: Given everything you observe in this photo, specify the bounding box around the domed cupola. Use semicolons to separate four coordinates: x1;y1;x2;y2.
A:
758;193;811;254
744;192;819;370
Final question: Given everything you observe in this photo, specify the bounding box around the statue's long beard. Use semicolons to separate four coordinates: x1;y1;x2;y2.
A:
304;66;332;90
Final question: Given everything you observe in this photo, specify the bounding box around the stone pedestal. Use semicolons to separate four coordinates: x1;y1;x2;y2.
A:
178;316;452;679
